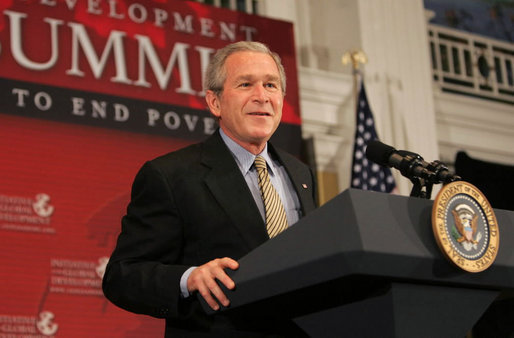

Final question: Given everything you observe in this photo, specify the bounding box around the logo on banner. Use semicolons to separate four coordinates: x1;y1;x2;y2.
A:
48;257;109;297
36;311;59;336
432;181;499;272
32;193;55;218
0;193;56;234
0;311;58;336
96;256;109;279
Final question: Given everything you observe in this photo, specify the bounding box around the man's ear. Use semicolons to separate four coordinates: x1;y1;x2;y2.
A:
205;90;221;118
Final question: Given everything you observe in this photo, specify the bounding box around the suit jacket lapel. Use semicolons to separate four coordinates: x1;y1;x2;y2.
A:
271;145;317;216
201;132;269;251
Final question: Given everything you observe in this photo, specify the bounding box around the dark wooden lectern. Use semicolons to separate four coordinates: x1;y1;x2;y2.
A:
200;189;514;337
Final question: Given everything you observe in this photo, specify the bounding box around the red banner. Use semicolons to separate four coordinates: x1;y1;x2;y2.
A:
0;1;300;336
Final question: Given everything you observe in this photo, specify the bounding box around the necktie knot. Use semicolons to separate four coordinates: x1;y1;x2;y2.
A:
254;155;267;171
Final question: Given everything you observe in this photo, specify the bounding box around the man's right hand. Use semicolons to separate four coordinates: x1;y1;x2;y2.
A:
186;257;239;311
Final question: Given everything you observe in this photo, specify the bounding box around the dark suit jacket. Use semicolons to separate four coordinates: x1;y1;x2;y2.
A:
102;130;317;337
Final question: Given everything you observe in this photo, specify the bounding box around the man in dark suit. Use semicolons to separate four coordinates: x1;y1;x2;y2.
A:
102;41;317;337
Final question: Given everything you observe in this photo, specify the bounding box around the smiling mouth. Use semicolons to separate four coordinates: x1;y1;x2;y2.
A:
248;112;271;116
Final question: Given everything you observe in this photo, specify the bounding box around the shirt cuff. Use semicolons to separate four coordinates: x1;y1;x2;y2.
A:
180;266;197;298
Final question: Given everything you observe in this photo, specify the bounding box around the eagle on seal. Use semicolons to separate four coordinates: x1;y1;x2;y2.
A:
452;204;478;244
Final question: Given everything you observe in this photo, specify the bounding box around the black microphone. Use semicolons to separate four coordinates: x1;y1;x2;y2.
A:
365;140;460;184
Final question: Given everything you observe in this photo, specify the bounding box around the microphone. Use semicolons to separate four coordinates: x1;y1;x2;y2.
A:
365;140;460;184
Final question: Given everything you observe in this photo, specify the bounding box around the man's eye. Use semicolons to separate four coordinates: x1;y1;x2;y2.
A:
265;83;278;89
239;83;250;87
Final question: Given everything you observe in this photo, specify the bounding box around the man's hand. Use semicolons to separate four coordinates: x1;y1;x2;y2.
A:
187;257;239;311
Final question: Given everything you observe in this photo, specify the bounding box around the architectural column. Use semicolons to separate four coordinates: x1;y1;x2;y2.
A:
357;0;440;194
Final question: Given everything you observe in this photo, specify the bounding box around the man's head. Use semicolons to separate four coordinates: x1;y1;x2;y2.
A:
205;41;287;154
204;41;286;96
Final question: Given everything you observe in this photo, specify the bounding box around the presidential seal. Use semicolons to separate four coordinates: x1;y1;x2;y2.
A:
432;181;499;273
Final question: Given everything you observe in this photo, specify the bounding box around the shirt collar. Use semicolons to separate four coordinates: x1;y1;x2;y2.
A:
219;128;276;175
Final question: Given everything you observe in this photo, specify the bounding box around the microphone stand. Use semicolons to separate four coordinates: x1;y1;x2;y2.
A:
409;177;433;199
409;160;461;199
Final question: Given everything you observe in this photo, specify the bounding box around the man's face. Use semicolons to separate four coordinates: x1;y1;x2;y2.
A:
206;51;284;153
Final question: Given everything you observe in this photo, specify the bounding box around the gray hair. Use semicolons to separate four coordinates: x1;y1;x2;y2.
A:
203;41;286;96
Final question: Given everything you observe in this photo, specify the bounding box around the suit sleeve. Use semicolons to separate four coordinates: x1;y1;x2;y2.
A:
102;160;191;319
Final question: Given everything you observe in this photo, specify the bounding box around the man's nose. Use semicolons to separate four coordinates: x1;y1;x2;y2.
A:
252;84;269;102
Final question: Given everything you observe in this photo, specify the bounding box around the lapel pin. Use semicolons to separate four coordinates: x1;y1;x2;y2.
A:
302;184;308;189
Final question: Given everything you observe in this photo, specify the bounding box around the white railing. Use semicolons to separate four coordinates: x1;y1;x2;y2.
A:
428;24;514;104
189;0;257;14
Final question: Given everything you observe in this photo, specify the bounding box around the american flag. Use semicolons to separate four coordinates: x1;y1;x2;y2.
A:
351;82;396;193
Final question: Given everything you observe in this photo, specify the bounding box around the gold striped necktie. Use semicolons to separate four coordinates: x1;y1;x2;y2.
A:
254;155;289;238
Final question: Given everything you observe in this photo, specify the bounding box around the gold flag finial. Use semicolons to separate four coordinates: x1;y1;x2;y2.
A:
342;50;368;71
343;50;368;110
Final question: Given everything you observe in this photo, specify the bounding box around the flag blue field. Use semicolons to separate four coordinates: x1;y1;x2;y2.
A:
351;82;397;193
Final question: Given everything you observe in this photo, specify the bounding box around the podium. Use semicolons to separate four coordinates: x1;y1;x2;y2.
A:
201;189;514;337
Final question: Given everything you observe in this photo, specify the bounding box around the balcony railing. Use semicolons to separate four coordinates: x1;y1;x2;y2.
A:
428;24;514;105
188;0;258;14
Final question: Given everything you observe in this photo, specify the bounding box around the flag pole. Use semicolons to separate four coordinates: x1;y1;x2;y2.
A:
342;50;367;110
